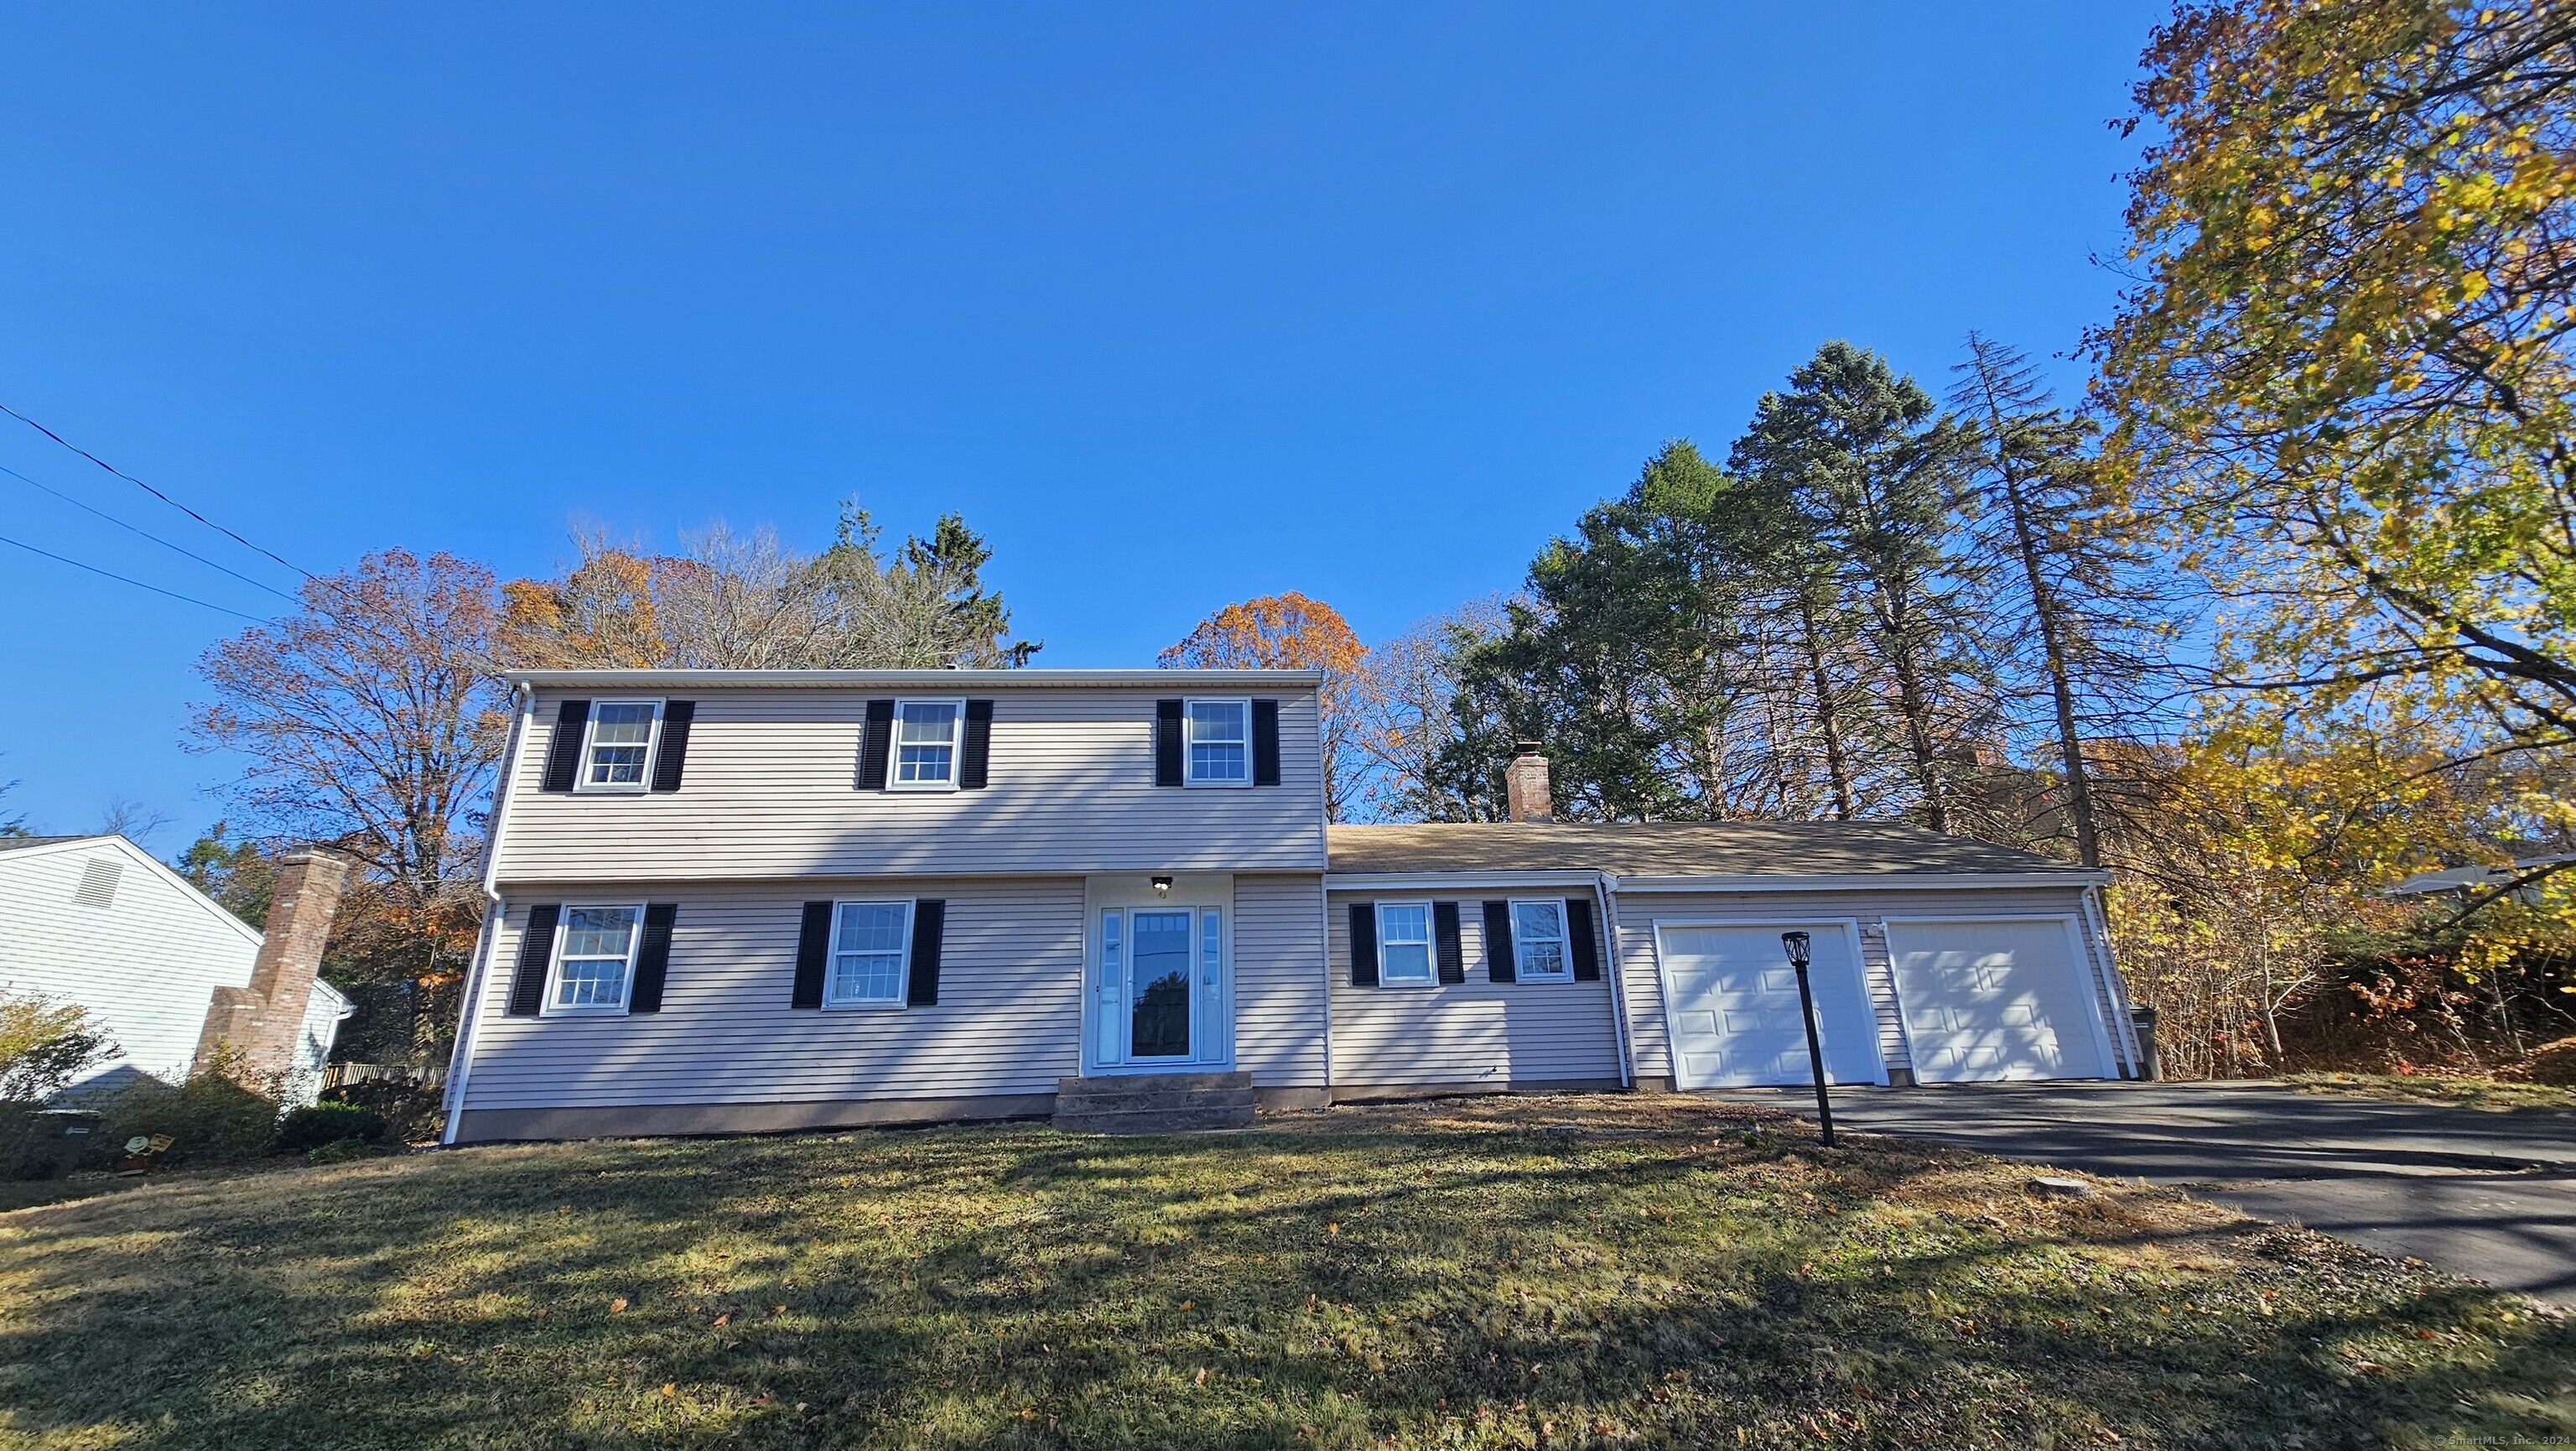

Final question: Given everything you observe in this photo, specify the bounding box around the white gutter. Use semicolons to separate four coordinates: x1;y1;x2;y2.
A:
443;681;534;1147
1613;871;2111;892
1325;871;1609;892
507;667;1325;690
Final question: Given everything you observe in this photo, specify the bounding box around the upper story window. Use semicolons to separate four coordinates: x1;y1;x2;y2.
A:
551;904;642;1013
891;699;965;790
1186;699;1249;786
1509;899;1571;981
828;900;916;1006
1375;901;1436;986
580;701;661;792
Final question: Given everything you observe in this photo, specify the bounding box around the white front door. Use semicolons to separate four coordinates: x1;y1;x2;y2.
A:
1883;918;2111;1082
1091;901;1233;1073
1655;922;1886;1090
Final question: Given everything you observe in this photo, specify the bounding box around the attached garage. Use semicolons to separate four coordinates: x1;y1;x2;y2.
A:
1883;917;2115;1082
1655;922;1885;1089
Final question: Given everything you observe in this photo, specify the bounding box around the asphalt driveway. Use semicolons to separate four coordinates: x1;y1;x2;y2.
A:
1717;1080;2576;1305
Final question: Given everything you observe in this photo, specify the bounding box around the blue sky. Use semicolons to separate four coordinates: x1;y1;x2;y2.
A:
0;3;2165;849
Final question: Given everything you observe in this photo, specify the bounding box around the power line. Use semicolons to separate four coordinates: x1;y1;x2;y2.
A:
0;531;268;623
0;460;303;606
0;400;315;580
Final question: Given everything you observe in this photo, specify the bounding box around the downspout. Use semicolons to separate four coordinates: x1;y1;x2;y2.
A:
1317;876;1334;1104
442;681;534;1146
1598;871;1634;1090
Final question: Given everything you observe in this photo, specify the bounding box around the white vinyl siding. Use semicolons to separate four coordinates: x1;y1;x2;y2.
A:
461;878;1087;1110
1231;874;1327;1090
1610;885;2107;1085
496;687;1327;882
1326;889;1622;1090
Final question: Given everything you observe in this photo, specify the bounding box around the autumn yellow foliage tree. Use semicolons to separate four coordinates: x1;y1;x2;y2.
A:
1159;593;1368;819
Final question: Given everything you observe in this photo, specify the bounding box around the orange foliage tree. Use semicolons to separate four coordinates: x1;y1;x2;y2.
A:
1160;593;1369;820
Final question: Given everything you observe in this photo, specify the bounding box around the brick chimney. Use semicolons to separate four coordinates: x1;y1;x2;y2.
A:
1504;741;1554;824
193;848;353;1083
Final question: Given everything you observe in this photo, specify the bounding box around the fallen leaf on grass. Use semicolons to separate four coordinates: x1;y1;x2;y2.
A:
610;1298;628;1313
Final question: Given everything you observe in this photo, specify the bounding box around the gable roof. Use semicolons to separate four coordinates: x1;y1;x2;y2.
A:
0;835;269;949
1327;821;2096;881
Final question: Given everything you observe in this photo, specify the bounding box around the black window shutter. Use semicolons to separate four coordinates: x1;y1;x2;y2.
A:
1483;900;1517;983
858;699;895;790
959;699;994;788
540;701;589;793
507;904;560;1015
1566;897;1602;980
649;701;695;793
1433;901;1465;985
630;903;678;1012
792;901;832;1009
1154;699;1184;786
906;899;946;1006
1348;902;1379;987
1252;699;1281;786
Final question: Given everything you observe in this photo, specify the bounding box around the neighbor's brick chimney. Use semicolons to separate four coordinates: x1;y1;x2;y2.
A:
193;848;353;1082
1504;741;1554;824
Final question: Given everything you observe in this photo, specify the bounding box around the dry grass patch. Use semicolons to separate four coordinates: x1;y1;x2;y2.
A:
2283;1069;2576;1114
0;1094;2568;1449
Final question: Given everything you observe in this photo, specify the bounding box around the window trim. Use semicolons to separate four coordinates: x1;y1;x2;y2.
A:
574;699;664;795
543;902;647;1016
823;898;917;1010
1507;897;1575;982
1182;696;1254;788
1373;897;1439;988
886;697;969;793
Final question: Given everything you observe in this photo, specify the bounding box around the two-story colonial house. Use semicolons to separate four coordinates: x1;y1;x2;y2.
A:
440;669;2142;1143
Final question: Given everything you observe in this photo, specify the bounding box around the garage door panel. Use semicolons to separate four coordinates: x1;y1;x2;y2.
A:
1658;923;1883;1090
1886;919;2107;1083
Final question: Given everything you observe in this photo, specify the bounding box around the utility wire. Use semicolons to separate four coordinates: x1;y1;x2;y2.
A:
0;460;303;606
0;400;315;580
0;531;268;623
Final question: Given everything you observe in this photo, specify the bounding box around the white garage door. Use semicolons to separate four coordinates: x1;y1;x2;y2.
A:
1657;923;1884;1090
1884;918;2111;1082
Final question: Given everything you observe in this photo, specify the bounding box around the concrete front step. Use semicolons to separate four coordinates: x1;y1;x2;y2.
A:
1052;1072;1256;1133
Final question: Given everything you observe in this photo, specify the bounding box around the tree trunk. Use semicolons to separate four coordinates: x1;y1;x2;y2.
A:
1795;593;1854;819
1997;457;2104;866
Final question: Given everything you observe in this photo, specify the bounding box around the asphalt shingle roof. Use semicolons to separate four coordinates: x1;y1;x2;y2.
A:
1326;821;2090;878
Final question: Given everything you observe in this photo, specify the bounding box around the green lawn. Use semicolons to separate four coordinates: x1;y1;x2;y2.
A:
2;1095;2568;1449
2284;1070;2576;1114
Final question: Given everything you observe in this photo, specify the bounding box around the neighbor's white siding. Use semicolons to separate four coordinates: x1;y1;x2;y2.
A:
1325;888;1623;1090
494;687;1327;884
458;877;1086;1111
1611;884;2099;1084
1232;874;1328;1089
0;840;263;1090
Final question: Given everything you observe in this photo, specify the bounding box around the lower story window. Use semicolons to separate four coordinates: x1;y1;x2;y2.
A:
1376;902;1436;986
553;905;642;1012
1511;900;1571;980
829;900;915;1006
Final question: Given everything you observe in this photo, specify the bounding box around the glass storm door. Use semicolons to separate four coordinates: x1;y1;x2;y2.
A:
1093;905;1229;1070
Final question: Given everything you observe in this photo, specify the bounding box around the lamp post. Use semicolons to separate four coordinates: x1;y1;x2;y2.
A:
1780;931;1836;1147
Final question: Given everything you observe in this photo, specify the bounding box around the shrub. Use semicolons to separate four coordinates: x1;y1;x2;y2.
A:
0;991;117;1101
304;1136;385;1165
90;1070;280;1168
322;1076;445;1145
276;1102;386;1157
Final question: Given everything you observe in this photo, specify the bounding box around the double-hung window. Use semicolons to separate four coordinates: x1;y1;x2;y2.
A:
551;904;644;1013
827;900;916;1007
580;700;661;792
1509;899;1572;981
891;699;964;790
1185;699;1249;786
1374;901;1436;986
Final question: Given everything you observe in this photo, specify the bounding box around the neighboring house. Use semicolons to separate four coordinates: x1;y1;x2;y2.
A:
441;669;2142;1143
0;835;355;1105
2384;854;2576;904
